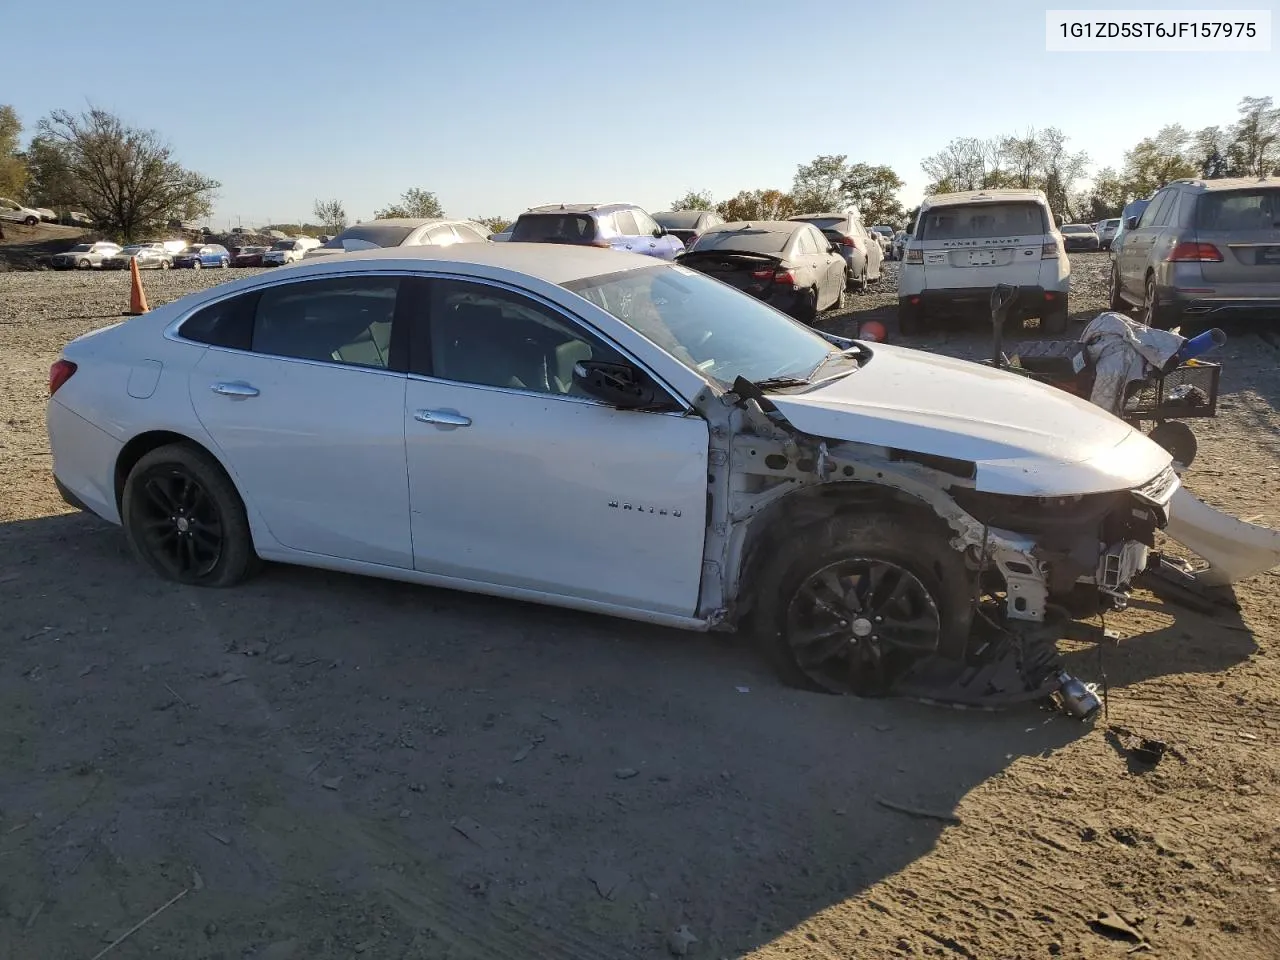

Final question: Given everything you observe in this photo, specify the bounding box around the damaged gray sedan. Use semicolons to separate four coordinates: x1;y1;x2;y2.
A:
48;245;1179;714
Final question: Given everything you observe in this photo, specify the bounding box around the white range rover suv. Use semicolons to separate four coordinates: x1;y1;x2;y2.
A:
898;188;1070;335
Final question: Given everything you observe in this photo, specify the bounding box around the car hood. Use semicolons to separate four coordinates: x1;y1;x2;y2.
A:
767;342;1172;497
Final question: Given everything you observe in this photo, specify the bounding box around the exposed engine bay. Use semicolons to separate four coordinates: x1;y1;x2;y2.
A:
683;346;1194;720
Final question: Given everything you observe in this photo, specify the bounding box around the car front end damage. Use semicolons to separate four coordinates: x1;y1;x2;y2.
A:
691;372;1178;717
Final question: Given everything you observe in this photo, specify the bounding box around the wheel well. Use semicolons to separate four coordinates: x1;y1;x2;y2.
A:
734;481;950;621
114;431;218;512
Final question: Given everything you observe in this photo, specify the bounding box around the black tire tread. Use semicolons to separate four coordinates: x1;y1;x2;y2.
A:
122;442;261;587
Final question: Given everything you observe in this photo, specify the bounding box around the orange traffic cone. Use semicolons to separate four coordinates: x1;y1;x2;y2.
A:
127;257;149;316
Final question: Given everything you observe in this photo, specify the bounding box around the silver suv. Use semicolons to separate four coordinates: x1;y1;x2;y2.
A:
1110;177;1280;328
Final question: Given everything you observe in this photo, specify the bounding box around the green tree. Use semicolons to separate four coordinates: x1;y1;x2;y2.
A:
716;189;796;221
313;198;348;233
1083;166;1127;220
472;215;511;235
668;189;714;211
376;187;444;220
1224;96;1280;177
791;154;850;212
1191;126;1229;179
1121;125;1198;199
0;105;26;200
846;163;905;225
23;135;77;211
36;108;218;241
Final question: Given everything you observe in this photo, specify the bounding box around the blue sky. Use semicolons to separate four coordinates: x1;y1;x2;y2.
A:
3;0;1276;227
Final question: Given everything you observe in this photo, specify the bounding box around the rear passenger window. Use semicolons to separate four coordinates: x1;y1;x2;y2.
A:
797;229;819;255
1139;192;1172;228
252;277;401;369
453;224;487;243
181;296;254;350
426;225;457;246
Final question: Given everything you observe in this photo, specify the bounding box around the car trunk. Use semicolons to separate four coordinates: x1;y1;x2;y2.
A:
1194;188;1280;285
919;201;1047;290
679;251;784;297
666;228;697;246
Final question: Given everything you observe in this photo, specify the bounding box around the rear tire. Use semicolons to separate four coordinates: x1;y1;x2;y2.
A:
1108;266;1127;312
1041;300;1069;335
1148;421;1198;468
795;287;819;324
754;512;974;695
122;443;261;588
192;259;202;270
1142;275;1176;329
77;258;90;269
897;298;922;336
23;215;38;226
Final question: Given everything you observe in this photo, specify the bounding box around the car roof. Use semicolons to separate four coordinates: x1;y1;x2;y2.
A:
788;213;848;220
1167;176;1280;192
706;220;801;234
524;203;638;215
267;242;659;284
923;188;1048;208
347;218;451;228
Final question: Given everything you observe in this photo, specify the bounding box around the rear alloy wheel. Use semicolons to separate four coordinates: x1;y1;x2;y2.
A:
1143;275;1175;329
122;444;260;587
161;259;171;270
756;513;972;695
192;259;202;270
1108;266;1127;311
77;258;90;269
23;215;38;226
221;258;229;269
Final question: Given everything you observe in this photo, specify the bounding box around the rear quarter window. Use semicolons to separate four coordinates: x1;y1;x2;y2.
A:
919;202;1048;240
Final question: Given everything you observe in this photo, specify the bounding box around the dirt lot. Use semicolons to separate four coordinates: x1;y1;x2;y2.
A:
1;255;1278;959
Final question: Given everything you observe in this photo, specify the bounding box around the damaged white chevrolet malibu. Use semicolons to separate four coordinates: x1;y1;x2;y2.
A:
47;245;1179;709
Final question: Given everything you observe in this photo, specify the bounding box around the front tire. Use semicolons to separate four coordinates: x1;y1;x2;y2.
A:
221;257;229;269
23;215;38;226
755;512;974;695
1148;420;1198;468
192;259;202;270
122;444;260;587
77;258;90;269
795;287;819;324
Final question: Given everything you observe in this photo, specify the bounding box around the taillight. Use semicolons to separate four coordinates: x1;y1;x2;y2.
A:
905;248;923;264
750;268;773;281
49;359;77;396
1168;242;1223;262
1041;242;1059;259
774;269;797;285
839;236;856;248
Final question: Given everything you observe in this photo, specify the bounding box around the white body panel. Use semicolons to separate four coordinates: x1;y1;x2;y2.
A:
189;350;413;568
769;343;1171;496
404;377;709;616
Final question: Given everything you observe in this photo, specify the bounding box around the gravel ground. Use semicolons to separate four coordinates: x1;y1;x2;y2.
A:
1;255;1279;959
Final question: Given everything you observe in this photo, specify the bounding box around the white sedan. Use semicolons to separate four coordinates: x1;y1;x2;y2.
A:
47;245;1176;699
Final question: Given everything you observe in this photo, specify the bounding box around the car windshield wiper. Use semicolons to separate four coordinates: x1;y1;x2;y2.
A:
751;375;812;390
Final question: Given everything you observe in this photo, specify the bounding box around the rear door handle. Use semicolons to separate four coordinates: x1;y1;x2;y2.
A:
210;381;259;398
415;409;471;427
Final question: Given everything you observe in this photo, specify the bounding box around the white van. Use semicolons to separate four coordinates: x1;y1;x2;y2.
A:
898;188;1070;334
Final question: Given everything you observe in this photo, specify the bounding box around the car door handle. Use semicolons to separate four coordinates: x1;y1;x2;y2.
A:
415;409;472;427
210;381;259;398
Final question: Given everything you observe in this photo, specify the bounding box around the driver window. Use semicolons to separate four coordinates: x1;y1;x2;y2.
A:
425;279;626;397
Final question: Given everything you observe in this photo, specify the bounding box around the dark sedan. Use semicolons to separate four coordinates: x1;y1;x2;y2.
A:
677;220;846;322
652;209;724;249
1060;223;1100;252
231;245;269;267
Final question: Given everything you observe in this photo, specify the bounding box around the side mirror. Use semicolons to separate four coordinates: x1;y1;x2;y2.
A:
828;242;840;254
653;226;666;238
1125;216;1139;230
573;360;661;409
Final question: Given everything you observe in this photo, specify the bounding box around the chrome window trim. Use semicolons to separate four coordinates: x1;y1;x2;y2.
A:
161;267;694;414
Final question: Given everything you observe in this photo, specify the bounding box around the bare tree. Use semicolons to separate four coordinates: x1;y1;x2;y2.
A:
313;198;348;234
36;107;218;241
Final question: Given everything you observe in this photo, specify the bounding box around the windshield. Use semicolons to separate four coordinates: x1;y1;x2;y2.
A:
1061;224;1093;233
69;244;92;252
240;246;267;254
1195;189;1280;231
654;211;702;229
323;224;416;249
1102;219;1120;229
121;246;144;254
791;216;845;231
920;202;1048;240
563;264;836;386
270;240;296;251
687;228;790;254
